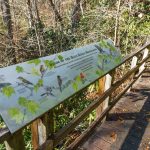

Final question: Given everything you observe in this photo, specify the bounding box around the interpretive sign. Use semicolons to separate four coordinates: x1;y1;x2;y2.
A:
0;39;122;133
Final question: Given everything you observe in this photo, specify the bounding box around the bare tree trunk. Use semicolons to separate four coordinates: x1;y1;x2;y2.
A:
26;0;41;28
31;0;41;25
26;0;44;56
47;0;63;26
26;0;34;28
0;0;18;64
1;0;13;40
114;0;121;47
71;0;82;31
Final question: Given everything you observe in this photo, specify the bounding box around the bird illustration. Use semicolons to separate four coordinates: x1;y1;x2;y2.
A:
94;45;105;53
40;65;46;77
17;76;33;86
0;83;11;89
80;72;85;79
41;86;55;97
57;75;63;92
80;72;87;84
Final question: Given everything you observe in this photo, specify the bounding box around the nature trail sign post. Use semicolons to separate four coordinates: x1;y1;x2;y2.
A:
0;39;122;133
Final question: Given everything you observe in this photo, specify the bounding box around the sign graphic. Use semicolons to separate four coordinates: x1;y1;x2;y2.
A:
0;40;122;133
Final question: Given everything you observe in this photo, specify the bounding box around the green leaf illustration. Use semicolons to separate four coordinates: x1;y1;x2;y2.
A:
99;40;109;49
72;82;78;91
31;68;40;76
75;75;81;83
16;66;24;73
58;55;64;61
18;97;28;107
107;42;116;51
34;79;43;92
18;97;39;114
34;85;39;93
103;54;109;60
115;56;122;64
37;79;43;86
44;60;55;69
28;59;41;66
2;86;15;97
96;70;104;76
27;101;39;114
8;108;24;124
98;54;103;59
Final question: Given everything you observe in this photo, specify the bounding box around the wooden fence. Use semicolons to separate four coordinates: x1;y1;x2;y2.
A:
0;42;150;150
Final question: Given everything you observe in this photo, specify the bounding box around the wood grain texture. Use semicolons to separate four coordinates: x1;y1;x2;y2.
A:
96;76;106;119
4;130;25;150
80;72;150;150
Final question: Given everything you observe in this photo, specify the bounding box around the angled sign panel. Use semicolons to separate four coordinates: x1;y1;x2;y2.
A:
0;39;122;133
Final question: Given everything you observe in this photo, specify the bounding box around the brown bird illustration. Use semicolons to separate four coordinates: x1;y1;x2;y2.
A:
40;65;46;77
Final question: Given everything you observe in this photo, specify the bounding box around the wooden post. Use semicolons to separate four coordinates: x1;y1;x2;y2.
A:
4;130;25;150
31;120;40;150
96;73;114;119
139;48;149;74
103;74;114;108
96;76;106;119
31;110;54;150
128;56;138;92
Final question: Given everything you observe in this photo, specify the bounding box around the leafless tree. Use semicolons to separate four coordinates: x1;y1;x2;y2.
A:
26;0;41;28
47;0;63;27
0;0;13;40
71;0;82;31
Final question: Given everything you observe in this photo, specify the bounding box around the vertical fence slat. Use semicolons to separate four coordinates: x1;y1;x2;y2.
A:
128;56;138;91
4;130;25;150
96;76;106;118
139;48;149;74
96;73;114;119
31;110;54;150
104;73;114;108
31;120;39;150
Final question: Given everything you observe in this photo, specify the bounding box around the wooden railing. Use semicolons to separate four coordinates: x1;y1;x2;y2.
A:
0;42;150;150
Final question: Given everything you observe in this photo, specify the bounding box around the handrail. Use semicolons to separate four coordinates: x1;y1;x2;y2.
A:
46;49;150;147
67;70;145;150
0;42;150;150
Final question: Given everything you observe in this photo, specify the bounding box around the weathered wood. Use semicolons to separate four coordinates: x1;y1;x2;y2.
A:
31;111;54;150
105;72;115;119
123;42;150;63
139;48;149;75
67;69;145;150
0;128;10;144
31;120;39;150
131;56;138;69
4;130;25;150
103;73;114;109
39;111;54;150
96;76;106;118
96;73;114;119
128;56;138;92
80;71;150;150
51;54;150;146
